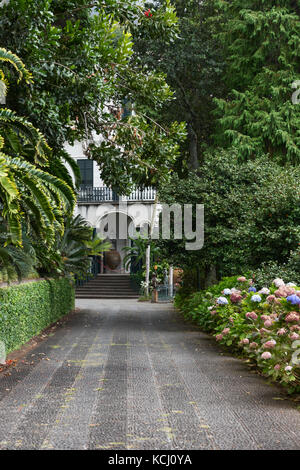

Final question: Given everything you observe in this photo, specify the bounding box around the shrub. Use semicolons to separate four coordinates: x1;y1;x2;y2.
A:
254;250;300;288
159;152;300;277
0;278;75;353
176;275;300;393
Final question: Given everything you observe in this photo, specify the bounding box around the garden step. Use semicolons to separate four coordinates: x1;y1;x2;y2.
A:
76;290;137;294
75;294;139;299
75;274;139;299
79;280;132;283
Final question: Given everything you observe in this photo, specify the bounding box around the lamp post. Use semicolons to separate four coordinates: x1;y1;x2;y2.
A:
145;193;158;296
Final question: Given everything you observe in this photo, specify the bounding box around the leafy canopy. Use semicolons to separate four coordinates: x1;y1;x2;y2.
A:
0;0;186;194
213;0;300;164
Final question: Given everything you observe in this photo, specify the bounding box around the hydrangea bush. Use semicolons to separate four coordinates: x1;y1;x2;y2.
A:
175;276;300;393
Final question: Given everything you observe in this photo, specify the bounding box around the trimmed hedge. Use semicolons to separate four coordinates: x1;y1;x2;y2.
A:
0;278;75;353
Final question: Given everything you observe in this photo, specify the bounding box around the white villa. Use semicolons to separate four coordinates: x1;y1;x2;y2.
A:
65;140;159;275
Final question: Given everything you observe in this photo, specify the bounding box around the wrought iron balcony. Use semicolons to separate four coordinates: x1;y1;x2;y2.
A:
77;186;156;203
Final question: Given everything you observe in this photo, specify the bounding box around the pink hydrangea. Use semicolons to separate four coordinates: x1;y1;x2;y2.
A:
264;340;276;349
210;310;217;316
275;286;296;298
240;338;249;345
285;366;293;372
230;293;243;303
237;276;247;282
277;328;286;336
259;328;271;335
285;312;300;323
249;342;258;349
289;325;300;332
264;320;273;328
229;317;234;324
261;352;272;360
216;334;223;341
222;328;230;335
266;295;276;303
274;364;281;371
246;311;258;321
289;333;300;341
231;288;241;294
261;315;270;322
285;287;296;296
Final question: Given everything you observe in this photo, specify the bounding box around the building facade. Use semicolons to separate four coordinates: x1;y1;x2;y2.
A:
65;140;159;274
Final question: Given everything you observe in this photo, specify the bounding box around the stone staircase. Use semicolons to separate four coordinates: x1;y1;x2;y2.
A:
75;274;139;299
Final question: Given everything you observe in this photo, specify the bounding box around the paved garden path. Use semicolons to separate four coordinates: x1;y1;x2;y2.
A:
0;299;299;450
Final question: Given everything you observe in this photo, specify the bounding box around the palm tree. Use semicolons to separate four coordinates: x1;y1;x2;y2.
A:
0;222;36;282
55;215;111;277
0;48;75;246
122;236;159;271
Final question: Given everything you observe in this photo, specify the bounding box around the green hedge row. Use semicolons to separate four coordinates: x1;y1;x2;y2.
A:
0;278;75;353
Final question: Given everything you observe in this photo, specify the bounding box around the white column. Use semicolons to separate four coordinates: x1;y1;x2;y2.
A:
169;265;174;297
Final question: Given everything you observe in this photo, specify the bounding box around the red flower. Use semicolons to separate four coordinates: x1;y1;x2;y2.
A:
144;9;152;17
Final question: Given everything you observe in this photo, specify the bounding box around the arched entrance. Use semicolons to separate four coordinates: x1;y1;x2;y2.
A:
96;211;136;274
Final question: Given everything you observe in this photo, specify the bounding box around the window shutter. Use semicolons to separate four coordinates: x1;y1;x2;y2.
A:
77;159;93;187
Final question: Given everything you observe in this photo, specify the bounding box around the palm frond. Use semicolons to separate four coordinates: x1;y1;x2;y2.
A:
0;108;51;164
0;47;32;84
8;157;76;212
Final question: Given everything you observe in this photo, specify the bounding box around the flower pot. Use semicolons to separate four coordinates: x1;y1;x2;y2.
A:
106;250;121;270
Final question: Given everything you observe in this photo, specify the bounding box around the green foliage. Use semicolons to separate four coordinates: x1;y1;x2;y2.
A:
213;0;300;164
122;236;159;270
0;46;32;89
134;0;225;170
254;250;300;288
36;215;111;278
0;224;37;282
175;276;239;331
0;47;76;251
0;0;186;194
158;150;300;276
0;278;74;353
176;276;300;393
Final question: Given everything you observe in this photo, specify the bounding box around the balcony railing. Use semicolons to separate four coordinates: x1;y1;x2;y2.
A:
127;187;156;201
78;187;118;203
77;186;156;203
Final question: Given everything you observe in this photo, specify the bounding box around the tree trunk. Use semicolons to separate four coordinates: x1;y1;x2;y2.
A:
188;123;199;170
205;265;217;288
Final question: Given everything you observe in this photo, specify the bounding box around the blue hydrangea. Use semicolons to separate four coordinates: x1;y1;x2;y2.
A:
217;297;229;305
223;288;232;295
248;287;257;293
251;295;261;303
286;294;300;305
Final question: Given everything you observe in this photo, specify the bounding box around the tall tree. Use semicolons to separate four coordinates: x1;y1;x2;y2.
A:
0;48;75;246
133;0;225;170
0;0;186;194
213;0;300;164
